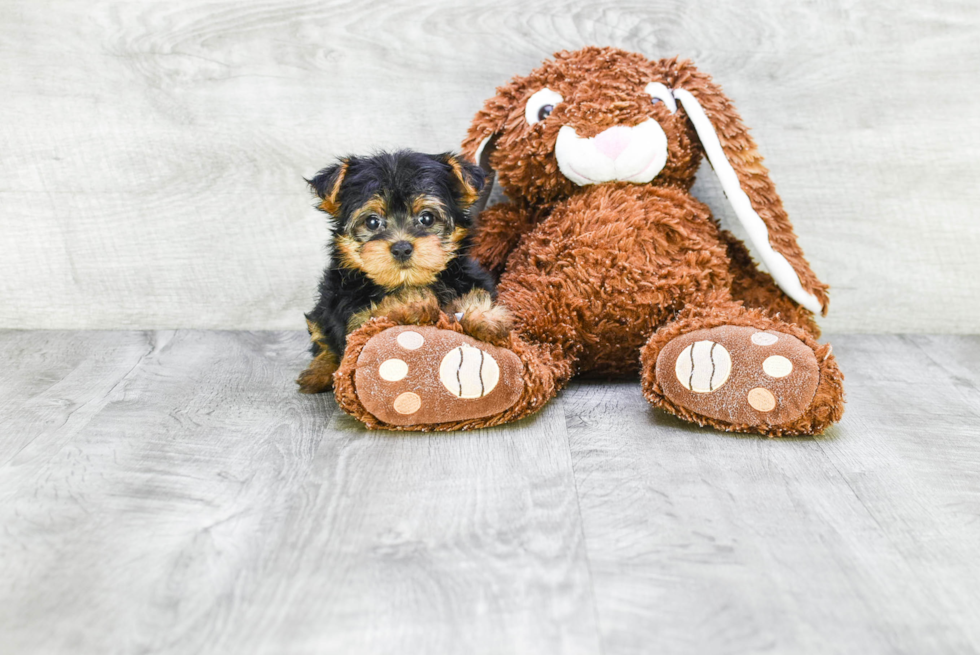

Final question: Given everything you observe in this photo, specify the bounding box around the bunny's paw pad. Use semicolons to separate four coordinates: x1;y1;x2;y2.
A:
354;326;524;427
656;326;820;427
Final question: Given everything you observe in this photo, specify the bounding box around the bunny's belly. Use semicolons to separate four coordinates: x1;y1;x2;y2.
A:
497;184;734;375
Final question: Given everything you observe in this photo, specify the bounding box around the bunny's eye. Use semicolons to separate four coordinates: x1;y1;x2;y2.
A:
525;88;563;125
644;82;678;113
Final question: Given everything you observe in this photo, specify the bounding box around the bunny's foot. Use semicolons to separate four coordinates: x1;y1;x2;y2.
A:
641;313;844;436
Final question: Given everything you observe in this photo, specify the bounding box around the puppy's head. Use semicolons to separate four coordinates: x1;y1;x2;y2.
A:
309;150;484;290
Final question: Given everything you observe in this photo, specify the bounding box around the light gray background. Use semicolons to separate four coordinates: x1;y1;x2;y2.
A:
2;0;978;332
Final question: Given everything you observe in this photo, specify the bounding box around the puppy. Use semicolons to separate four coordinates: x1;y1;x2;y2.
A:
297;150;512;394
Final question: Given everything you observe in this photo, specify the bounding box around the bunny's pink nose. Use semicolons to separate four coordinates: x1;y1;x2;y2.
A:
593;125;632;161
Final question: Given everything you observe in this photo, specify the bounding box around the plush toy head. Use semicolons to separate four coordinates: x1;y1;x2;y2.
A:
462;48;703;203
462;46;826;315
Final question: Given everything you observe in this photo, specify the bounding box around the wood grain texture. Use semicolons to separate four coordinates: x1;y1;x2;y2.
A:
0;330;599;655
0;1;978;332
2;331;979;654
563;334;980;654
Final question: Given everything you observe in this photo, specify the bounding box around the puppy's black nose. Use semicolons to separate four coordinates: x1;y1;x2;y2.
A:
390;240;414;262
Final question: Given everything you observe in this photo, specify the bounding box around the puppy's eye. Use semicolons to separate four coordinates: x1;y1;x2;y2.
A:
525;88;563;125
418;211;435;227
365;215;382;230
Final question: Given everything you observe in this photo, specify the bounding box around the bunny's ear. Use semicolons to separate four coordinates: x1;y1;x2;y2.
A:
461;90;511;166
466;134;498;219
671;72;829;315
461;84;520;216
462;123;503;220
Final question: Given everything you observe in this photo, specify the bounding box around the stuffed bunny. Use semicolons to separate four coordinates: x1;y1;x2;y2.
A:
332;47;844;437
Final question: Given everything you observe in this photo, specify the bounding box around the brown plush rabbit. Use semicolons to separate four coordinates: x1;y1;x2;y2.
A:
331;47;844;437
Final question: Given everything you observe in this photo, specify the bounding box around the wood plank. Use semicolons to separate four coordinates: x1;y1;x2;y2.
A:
0;1;978;332
564;335;980;654
225;402;600;655
0;330;331;653
0;330;599;655
0;330;154;466
4;331;979;654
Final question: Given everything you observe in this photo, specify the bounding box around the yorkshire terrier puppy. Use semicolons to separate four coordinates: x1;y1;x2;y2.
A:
297;150;512;394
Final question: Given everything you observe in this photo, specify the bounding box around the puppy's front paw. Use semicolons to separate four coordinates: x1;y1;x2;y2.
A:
452;290;514;346
297;351;339;394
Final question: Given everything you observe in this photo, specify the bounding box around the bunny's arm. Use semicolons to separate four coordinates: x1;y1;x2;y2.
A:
470;201;540;277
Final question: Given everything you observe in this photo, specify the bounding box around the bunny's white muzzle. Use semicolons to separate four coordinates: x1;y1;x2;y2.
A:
554;119;668;186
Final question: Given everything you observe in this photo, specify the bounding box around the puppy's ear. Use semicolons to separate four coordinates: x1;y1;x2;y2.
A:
306;160;349;215
668;61;829;315
438;153;486;209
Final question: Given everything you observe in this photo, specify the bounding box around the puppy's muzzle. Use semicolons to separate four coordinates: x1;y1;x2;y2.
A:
390;240;414;263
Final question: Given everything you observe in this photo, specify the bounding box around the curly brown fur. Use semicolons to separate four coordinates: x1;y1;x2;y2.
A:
336;47;843;436
468;202;548;277
464;47;842;433
333;312;563;431
463;47;828;314
638;297;844;436
494;184;733;376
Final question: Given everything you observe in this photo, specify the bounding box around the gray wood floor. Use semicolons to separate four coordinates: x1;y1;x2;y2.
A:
1;331;978;655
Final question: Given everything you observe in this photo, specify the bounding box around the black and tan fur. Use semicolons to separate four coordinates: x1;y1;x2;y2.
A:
298;150;509;394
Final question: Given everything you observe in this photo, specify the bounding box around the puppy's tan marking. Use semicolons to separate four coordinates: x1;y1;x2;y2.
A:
306;318;327;346
318;161;348;215
411;235;453;275
411;194;448;216
446;155;481;207
336;235;365;270
297;348;339;394
347;305;374;333
451;288;514;345
448;226;468;244
348;288;443;333
349;196;388;231
349;235;455;289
